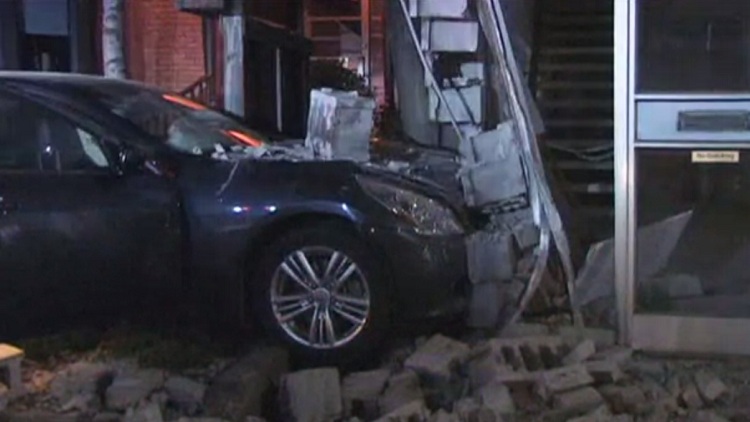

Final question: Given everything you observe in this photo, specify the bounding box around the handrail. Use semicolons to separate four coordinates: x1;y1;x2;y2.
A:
179;74;217;107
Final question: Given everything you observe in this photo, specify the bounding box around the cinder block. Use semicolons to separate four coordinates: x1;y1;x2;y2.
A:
467;231;516;284
429;85;483;123
538;365;594;398
409;0;467;18
305;88;375;162
422;20;479;52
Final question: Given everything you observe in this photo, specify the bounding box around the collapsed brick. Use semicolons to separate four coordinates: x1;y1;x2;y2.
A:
405;335;470;380
466;350;515;391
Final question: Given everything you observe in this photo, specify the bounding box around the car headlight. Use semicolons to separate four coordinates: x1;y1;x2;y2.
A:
357;176;464;235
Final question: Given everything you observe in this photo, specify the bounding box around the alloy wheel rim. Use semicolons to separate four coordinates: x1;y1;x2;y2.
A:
270;247;370;349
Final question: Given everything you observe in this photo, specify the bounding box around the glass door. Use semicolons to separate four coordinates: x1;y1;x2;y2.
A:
618;0;750;354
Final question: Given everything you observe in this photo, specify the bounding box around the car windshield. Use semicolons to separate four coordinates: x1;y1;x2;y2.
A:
82;82;267;156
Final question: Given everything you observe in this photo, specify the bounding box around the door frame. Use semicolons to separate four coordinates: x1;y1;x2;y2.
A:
615;0;750;355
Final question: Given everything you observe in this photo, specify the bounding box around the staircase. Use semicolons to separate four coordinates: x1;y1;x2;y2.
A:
531;0;614;243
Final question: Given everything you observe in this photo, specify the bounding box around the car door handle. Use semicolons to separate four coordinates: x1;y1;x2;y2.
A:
0;197;17;212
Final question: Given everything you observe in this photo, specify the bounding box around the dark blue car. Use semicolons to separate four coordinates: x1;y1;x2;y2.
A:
0;72;468;360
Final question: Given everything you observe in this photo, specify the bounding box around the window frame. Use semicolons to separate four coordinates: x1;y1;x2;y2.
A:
0;86;118;176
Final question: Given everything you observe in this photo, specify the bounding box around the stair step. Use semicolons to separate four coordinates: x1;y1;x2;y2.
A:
538;63;613;72
538;81;614;90
555;160;614;171
547;119;614;128
539;47;613;56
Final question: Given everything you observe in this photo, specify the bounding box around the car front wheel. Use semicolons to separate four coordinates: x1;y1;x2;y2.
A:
252;223;389;363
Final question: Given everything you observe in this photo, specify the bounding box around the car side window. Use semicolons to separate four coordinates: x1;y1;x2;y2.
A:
0;92;42;171
0;91;109;173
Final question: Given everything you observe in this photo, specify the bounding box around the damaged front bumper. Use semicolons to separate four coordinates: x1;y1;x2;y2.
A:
366;225;468;320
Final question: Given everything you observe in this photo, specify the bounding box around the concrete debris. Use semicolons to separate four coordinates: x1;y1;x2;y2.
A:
565;404;612;422
379;370;424;415
562;340;596;366
49;362;114;406
598;385;647;414
408;0;467;18
589;347;633;365
475;381;515;414
538;365;595;398
690;410;731;422
453;397;481;420
204;347;289;420
422;20;479;53
124;401;163;422
466;230;516;284
430;85;483;123
430;409;460;422
623;360;667;383
553;387;605;414
374;400;430;422
467;281;502;329
584;360;624;384
281;368;342;422
467;351;513;391
405;335;471;380
342;369;391;418
165;376;206;413
105;369;165;411
680;382;704;410
694;372;728;404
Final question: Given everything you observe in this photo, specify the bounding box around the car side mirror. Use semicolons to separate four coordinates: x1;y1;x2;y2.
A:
118;147;145;173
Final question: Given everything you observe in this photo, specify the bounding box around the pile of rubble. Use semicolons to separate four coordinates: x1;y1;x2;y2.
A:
2;325;745;422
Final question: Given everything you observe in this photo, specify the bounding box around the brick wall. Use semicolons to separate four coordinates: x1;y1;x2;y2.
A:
125;0;206;92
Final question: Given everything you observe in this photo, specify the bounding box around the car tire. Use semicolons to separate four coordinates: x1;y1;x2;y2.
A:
251;223;390;364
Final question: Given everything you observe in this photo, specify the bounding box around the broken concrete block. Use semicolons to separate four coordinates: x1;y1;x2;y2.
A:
558;327;616;349
422;20;479;52
500;323;551;339
565;404;613;422
379;370;424;415
590;347;633;365
124;401;163;422
374;400;429;422
585;360;624;384
404;334;470;380
106;369;165;411
563;340;597;366
408;0;467;18
460;158;526;208
467;231;516;284
459;122;516;165
598;385;647;414
680;383;704;410
304;88;375;162
467;352;514;391
694;372;728;403
453;397;482;421
204;346;289;420
476;381;516;414
429;84;483;123
624;361;667;383
430;409;460;422
164;376;206;413
539;365;595;398
282;368;342;422
552;387;605;414
342;369;390;418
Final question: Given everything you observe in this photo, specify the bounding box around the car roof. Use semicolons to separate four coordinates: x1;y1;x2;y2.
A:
0;71;162;95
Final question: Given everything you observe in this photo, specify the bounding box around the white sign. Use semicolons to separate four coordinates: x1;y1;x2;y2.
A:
691;150;740;163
